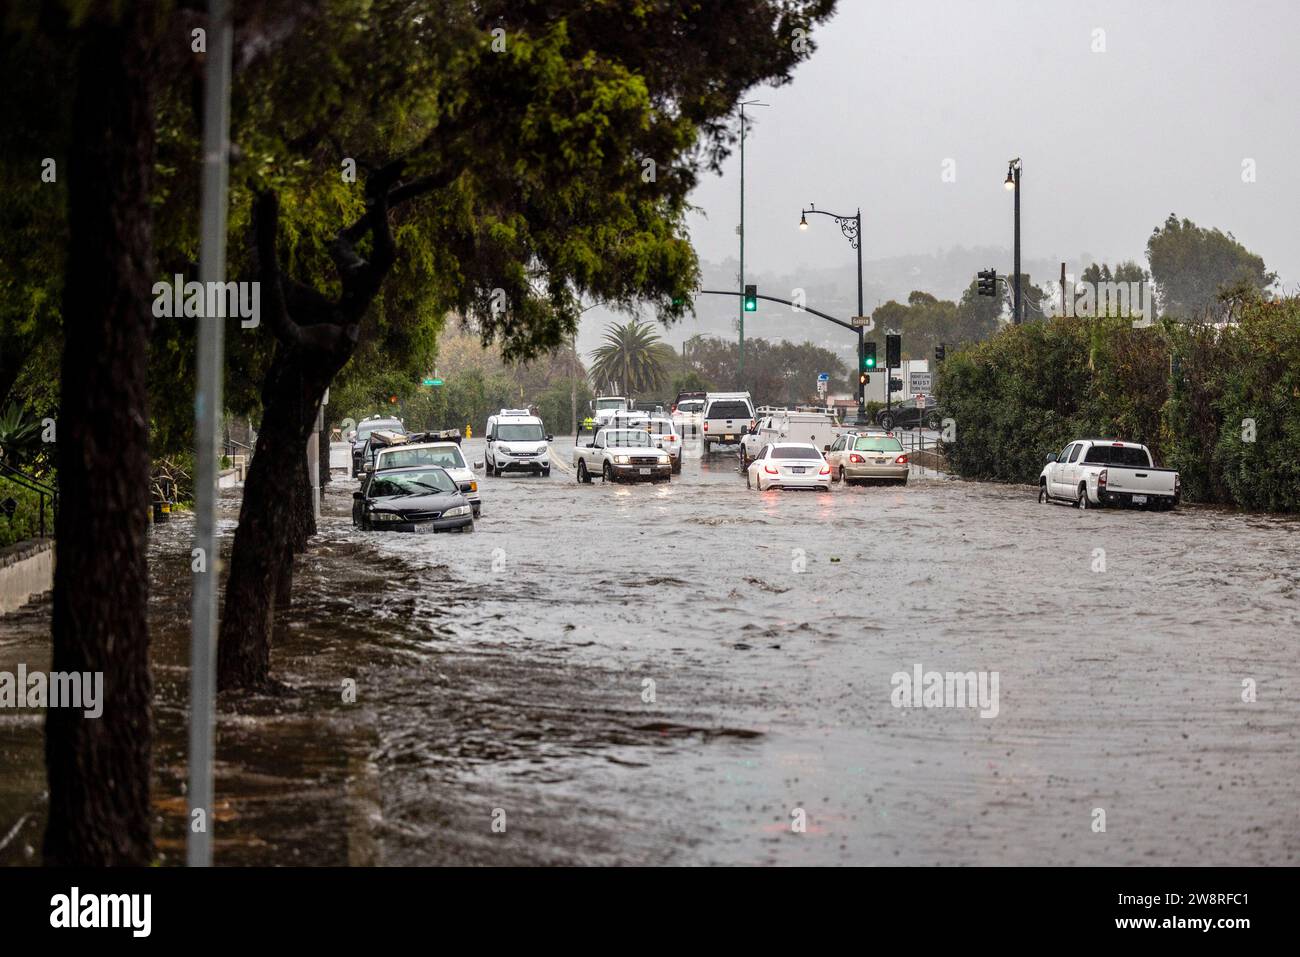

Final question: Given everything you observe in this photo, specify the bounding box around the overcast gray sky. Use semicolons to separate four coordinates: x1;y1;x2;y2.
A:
686;0;1298;293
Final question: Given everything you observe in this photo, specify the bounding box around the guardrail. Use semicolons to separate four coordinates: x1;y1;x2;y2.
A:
0;460;57;538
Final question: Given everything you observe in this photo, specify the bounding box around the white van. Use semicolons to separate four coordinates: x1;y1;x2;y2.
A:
484;411;552;477
741;410;838;465
701;392;755;454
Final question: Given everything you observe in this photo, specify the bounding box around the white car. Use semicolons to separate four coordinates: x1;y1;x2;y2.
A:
741;410;838;466
745;442;832;492
485;411;551;476
671;398;704;439
646;417;683;474
371;441;482;516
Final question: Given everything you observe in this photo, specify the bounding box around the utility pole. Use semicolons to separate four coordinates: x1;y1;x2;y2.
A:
738;100;767;384
189;0;232;868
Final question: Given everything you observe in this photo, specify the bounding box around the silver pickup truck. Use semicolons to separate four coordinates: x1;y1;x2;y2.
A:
1039;439;1179;510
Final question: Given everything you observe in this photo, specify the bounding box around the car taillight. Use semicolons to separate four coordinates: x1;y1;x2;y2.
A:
1175;474;1181;493
849;453;864;463
764;465;779;474
896;454;908;464
1098;469;1108;487
819;465;831;475
703;422;709;432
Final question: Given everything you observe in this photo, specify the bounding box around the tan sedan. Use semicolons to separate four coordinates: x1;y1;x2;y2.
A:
826;432;909;485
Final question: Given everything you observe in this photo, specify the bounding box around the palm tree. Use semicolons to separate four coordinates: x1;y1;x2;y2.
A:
589;319;673;397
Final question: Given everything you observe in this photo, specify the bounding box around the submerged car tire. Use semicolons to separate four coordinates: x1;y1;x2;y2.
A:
541;467;551;478
878;413;895;431
672;460;681;474
577;460;590;484
1077;483;1091;509
1038;481;1049;504
603;462;614;483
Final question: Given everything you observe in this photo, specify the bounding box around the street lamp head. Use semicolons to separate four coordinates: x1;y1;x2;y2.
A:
799;213;808;230
1004;169;1015;190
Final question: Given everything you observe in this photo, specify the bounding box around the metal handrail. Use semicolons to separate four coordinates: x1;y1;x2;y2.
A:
0;459;57;538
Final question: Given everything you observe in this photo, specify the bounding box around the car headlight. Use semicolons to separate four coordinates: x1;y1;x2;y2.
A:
657;452;669;462
467;481;477;492
614;455;629;464
498;444;513;454
443;505;471;517
369;510;404;522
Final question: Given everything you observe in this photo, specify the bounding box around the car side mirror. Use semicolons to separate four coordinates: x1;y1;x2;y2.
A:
352;491;364;500
545;434;553;442
1045;453;1057;464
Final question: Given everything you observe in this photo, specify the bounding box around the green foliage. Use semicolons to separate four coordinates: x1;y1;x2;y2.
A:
1147;214;1275;320
677;336;849;406
589;319;674;397
937;295;1300;511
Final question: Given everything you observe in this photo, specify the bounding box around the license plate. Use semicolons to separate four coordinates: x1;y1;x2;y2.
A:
875;458;886;464
791;467;806;474
724;434;736;440
1132;494;1147;504
639;467;651;475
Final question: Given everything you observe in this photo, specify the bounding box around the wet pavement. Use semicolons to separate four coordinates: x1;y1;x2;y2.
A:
2;435;1298;865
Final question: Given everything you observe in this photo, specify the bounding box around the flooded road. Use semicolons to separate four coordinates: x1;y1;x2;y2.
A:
3;436;1298;865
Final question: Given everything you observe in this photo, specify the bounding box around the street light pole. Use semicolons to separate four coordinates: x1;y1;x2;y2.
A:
1005;158;1022;324
738;100;767;385
800;204;865;423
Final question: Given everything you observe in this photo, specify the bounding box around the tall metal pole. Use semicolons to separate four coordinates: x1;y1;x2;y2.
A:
189;0;232;868
855;210;866;424
737;101;767;386
1013;163;1022;325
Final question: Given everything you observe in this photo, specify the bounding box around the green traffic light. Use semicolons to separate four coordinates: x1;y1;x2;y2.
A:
743;298;757;312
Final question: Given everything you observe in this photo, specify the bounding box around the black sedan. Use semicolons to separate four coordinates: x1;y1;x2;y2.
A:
875;399;945;432
352;465;474;533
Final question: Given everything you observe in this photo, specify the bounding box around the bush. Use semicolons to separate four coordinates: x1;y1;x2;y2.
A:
935;296;1300;511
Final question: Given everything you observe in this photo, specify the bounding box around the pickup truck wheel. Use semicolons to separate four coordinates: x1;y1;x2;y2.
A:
576;460;589;484
602;462;614;483
1077;483;1090;509
1038;481;1048;503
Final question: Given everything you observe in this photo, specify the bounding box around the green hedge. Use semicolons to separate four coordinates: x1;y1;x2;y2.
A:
935;297;1300;511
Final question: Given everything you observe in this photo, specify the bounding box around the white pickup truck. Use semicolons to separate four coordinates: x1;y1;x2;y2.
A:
572;427;672;483
1039;439;1179;510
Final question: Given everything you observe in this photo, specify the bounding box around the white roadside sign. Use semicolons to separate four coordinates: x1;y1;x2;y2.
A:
909;371;932;394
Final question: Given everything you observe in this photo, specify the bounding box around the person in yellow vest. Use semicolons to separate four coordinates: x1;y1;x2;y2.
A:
465;424;473;439
582;415;595;433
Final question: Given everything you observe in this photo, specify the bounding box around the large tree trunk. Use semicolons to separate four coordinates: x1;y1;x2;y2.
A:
218;345;334;689
44;7;157;866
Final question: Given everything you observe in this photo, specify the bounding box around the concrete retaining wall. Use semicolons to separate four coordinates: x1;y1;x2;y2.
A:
0;539;54;616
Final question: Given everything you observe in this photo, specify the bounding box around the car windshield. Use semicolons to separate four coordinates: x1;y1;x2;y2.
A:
497;423;544;441
595;399;625;410
854;436;903;452
369;469;457;497
771;446;821;460
603;430;653;448
707;401;751;420
379;446;465;469
1083;444;1151;467
676;400;703;413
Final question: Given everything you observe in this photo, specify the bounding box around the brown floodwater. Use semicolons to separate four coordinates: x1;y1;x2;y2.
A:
2;437;1298;865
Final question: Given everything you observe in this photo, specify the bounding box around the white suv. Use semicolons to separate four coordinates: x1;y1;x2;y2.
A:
484;412;551;477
